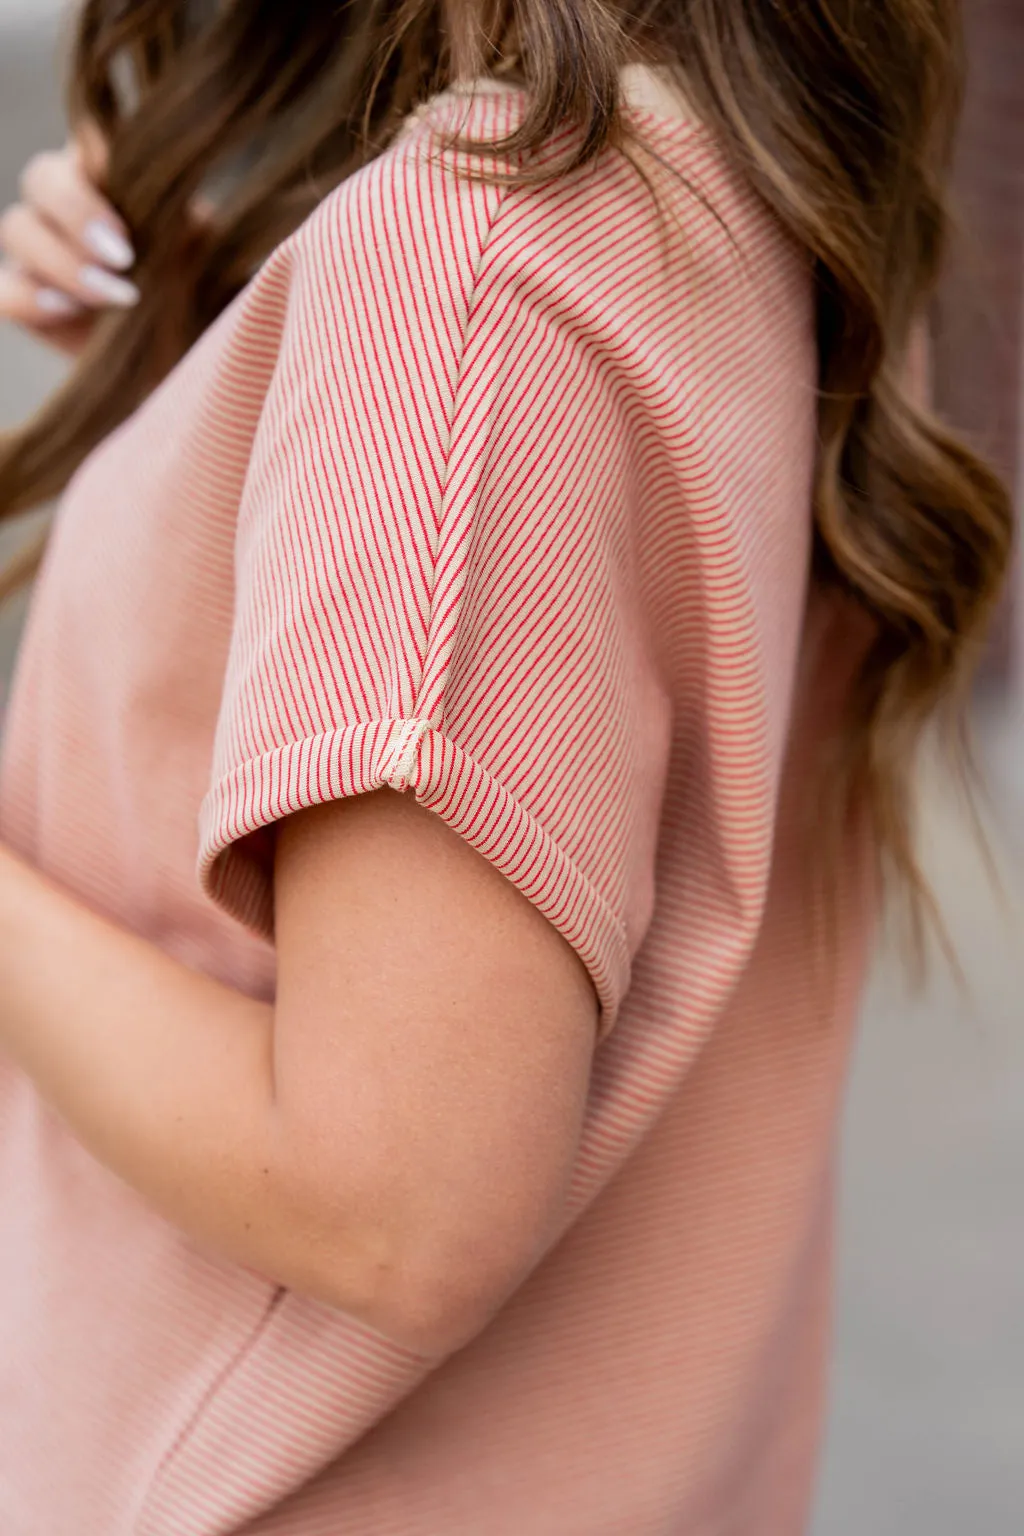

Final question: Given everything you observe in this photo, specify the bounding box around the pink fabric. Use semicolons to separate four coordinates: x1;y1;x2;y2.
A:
0;72;873;1535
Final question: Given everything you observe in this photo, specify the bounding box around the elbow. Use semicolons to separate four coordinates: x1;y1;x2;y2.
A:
279;1183;539;1356
264;1139;555;1357
325;1230;526;1359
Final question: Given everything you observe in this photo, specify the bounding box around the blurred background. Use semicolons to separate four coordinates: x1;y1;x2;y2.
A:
1;3;1022;1530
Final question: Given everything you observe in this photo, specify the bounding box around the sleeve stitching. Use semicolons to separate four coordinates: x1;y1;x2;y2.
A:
400;114;523;720
201;720;629;951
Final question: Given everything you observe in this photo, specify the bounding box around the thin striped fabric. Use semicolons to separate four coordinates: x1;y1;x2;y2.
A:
0;68;874;1535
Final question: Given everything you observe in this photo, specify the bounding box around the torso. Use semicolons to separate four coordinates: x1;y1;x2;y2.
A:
0;71;874;1535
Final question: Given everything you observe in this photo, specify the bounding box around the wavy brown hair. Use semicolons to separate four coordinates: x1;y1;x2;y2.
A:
0;0;1013;919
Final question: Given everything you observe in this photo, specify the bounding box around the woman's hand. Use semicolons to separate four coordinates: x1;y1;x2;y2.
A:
0;124;139;356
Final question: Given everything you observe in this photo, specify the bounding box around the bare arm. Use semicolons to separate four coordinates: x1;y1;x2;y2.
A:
0;790;597;1356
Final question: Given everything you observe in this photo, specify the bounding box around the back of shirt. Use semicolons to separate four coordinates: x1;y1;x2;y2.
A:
0;69;875;1536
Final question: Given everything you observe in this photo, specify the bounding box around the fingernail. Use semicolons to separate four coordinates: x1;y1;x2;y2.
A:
79;264;141;308
84;219;135;271
36;287;82;317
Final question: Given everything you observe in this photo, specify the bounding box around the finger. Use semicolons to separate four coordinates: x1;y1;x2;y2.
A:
189;193;217;231
0;261;84;328
0;204;139;310
73;121;110;186
20;148;135;272
0;262;72;324
0;265;98;356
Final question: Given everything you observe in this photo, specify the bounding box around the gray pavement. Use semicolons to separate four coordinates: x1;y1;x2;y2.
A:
2;17;1022;1532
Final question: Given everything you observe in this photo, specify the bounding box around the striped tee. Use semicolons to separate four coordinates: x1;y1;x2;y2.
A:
0;67;874;1535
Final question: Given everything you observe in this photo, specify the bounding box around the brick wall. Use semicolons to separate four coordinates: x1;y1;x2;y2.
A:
933;0;1024;684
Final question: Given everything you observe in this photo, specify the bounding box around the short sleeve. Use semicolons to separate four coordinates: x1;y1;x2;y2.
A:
197;126;674;1036
198;107;811;1041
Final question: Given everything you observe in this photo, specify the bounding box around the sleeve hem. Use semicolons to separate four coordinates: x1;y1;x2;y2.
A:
198;718;630;1036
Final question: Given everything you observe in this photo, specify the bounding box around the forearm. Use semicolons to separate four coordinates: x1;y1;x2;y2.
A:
0;792;597;1360
0;846;369;1315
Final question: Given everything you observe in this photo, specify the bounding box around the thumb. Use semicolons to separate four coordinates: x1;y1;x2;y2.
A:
71;120;111;188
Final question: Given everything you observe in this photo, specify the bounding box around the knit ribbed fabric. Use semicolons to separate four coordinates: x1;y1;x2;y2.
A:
0;70;873;1535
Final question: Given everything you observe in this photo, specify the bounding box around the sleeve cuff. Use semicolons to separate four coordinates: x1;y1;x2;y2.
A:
198;717;630;1036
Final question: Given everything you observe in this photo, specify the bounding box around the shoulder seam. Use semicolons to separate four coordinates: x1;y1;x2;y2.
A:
405;128;521;722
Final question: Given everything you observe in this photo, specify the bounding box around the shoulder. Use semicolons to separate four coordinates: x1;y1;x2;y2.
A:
278;89;522;327
276;76;801;334
235;75;812;469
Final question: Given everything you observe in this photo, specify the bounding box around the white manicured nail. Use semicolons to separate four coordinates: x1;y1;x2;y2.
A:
36;287;81;317
84;219;135;271
79;264;141;307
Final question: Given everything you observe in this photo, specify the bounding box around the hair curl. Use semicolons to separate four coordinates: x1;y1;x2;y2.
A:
0;0;1013;922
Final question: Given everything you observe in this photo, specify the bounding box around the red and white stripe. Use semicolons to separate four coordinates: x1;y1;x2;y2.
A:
0;74;874;1535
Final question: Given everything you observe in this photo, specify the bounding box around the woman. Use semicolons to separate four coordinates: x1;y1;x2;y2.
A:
0;3;1010;1533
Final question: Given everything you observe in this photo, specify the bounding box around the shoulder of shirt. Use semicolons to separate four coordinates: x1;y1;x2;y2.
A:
281;65;773;291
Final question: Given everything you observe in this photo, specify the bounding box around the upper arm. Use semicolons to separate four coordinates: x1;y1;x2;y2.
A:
271;788;597;1347
199;136;662;1029
197;126;763;1346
